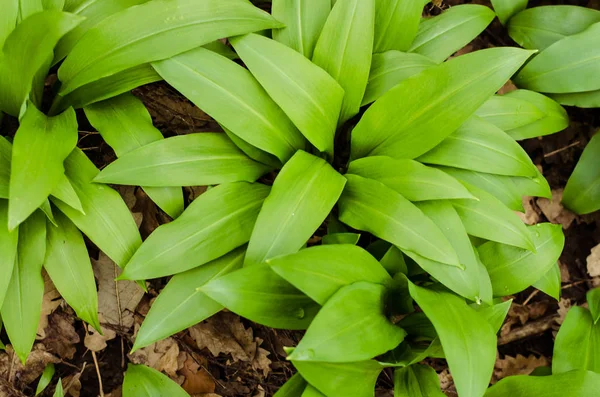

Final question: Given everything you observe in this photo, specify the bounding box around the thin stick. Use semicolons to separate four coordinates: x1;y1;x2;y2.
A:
544;141;580;158
91;350;104;397
114;264;126;368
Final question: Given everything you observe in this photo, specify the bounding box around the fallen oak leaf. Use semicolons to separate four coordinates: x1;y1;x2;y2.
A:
493;354;549;382
180;355;216;395
128;338;180;377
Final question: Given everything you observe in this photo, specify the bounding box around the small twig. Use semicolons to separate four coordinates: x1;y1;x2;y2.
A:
498;316;557;345
91;350;104;397
114;264;126;368
522;289;539;306
544;141;581;158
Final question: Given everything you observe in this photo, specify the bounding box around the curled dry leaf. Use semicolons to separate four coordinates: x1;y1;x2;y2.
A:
536;189;576;229
128;338;180;377
516;197;540;225
0;344;59;387
180;356;216;395
556;298;572;325
493;354;549;382
62;372;83;397
41;311;80;360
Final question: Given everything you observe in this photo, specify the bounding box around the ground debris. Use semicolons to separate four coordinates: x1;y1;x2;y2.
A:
493;354;549;382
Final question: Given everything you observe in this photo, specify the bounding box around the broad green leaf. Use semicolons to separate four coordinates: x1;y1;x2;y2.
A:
485;370;600;397
490;0;527;25
39;200;57;227
514;22;600;93
588;288;600;324
8;105;77;230
408;283;496;397
222;126;281;168
152;46;305;163
511;169;552;199
288;282;406;362
274;373;307;397
378;338;444;367
409;5;495;63
348;157;475;201
550;89;600;108
202;264;319;330
380;245;408;276
95;133;271;187
475;95;545;131
478;223;564;296
123;364;188;397
58;0;282;96
231;33;344;157
532;262;561;301
244;150;345;266
312;0;374;124
0;137;10;198
51;149;142;267
418;116;539;177
351;47;534;160
0;11;83;116
503;90;569;140
268;245;391;305
321;232;360;245
302;386;325;397
44;211;99;330
132;247;244;352
43;0;65;10
18;0;44;21
553;307;600;374
119;183;269;280
1;210;46;363
508;6;600;50
293;360;383;397
562;133;600;214
394;364;445;397
50;175;84;214
339;174;460;267
452;184;535;251
0;201;18;310
84;93;183;218
374;0;424;52
476;299;512;334
0;1;17;48
53;380;64;397
362;51;436;106
35;363;55;396
271;0;331;59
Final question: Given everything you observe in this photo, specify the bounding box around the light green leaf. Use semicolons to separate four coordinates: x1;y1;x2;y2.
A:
533;262;561;301
202;40;237;60
58;0;281;96
374;0;424;52
351;47;534;160
0;1;17;48
18;0;44;21
485;370;600;397
588;288;600;324
123;364;189;397
35;363;55;396
1;210;46;363
339;174;460;267
553;307;600;374
475;94;545;131
95;133;271;187
231;33;344;157
51;149;142;267
380;246;408;276
84;93;183;218
288;282;406;362
514;22;600;93
511;169;552;199
321;232;360;245
202;264;319;330
222;126;281;168
271;0;331;59
50;175;84;214
152;46;305;163
490;0;527;25
39;200;57;227
409;5;495;63
0;137;10;199
274;373;307;397
244;150;345;266
394;364;445;397
132;247;244;352
550;89;600;108
508;6;600;50
302;385;325;397
476;299;512;334
312;0;374;124
408;283;496;397
418;116;539;177
44;211;100;330
268;244;391;305
53;379;64;397
362;51;436;106
0;201;18;309
8;105;77;230
348;156;475;201
42;0;65;10
562;133;600;214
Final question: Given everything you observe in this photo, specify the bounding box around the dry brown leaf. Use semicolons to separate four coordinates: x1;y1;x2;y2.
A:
252;344;272;378
41;311;80;360
105;386;122;397
62;372;82;397
493;354;549;382
253;385;266;397
587;244;600;278
559;260;571;283
536;189;576;229
37;272;62;339
129;338;180;377
556;298;572;325
180;356;216;395
1;344;59;387
517;197;540;225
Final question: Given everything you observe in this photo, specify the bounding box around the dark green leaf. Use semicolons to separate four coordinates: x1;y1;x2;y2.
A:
321;233;360;245
475;299;512;334
122;364;188;397
562;133;600;214
274;373;307;397
374;0;424;52
394;364;445;397
485;370;600;397
380;246;408;276
18;0;44;21
490;0;527;25
50;175;84;214
0;1;17;48
0;137;10;199
553;307;600;374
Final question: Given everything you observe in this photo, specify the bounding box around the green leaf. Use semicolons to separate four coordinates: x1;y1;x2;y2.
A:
409;5;495;63
417;116;539;177
0;11;83;116
268;245;391;305
202;264;319;330
339;174;460;267
51;175;84;214
230;33;344;157
43;0;65;10
475;94;545;132
245;150;346;266
123;364;189;397
514;22;600;93
288;282;406;362
0;1;17;48
274;373;307;397
351;47;534;160
53;380;64;397
485;370;600;397
312;0;374;124
271;0;331;59
408;283;496;397
452;184;535;251
51;149;142;267
475;299;512;334
394;364;445;397
8;105;78;230
380;246;408;276
1;210;46;363
553;307;600;374
362;51;436;106
490;0;527;25
18;0;44;21
532;262;561;301
478;223;564;296
58;0;281;96
348;157;476;201
84;93;183;218
302;386;325;397
44;211;100;330
0;201;17;309
152;46;305;163
373;0;424;52
562;133;600;214
95;133;271;187
550;89;600;108
39;200;57;227
35;363;55;396
0;137;10;199
222;126;281;168
507;6;600;50
511;169;552;199
588;288;600;324
321;233;360;245
132;247;244;352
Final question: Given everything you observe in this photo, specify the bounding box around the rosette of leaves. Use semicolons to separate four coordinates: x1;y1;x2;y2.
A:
0;0;281;363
